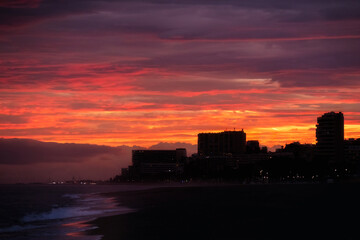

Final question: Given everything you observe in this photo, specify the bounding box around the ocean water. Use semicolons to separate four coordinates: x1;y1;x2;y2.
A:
0;184;155;240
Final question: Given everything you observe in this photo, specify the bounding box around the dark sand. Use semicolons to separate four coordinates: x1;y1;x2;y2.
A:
87;183;360;240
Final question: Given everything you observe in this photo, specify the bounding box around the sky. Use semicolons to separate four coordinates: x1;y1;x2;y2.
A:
1;0;360;182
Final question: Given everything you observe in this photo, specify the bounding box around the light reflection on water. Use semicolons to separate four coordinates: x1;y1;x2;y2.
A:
60;194;134;239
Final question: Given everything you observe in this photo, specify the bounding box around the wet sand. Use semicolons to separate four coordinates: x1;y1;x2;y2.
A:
87;183;360;240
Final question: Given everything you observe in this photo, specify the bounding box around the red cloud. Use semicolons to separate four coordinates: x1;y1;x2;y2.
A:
0;0;41;8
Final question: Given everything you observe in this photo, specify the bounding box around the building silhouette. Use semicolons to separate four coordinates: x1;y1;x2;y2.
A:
344;138;360;175
315;112;344;165
132;149;186;179
198;130;246;156
246;140;260;154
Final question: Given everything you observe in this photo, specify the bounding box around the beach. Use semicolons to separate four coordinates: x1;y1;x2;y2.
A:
87;183;360;240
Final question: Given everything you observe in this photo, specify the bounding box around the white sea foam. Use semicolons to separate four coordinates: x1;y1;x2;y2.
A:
22;206;104;222
21;195;133;223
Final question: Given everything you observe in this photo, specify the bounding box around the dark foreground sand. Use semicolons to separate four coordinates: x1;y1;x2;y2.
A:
87;183;360;240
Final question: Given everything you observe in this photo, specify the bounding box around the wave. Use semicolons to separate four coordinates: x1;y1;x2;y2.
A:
1;193;134;234
23;206;109;222
22;194;133;223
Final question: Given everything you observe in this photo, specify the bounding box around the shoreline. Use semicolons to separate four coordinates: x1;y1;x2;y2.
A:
86;182;360;240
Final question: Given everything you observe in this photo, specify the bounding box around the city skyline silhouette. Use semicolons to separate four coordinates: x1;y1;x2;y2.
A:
1;111;359;183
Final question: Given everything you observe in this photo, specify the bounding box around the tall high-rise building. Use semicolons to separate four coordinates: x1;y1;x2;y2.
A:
198;130;246;156
316;112;344;163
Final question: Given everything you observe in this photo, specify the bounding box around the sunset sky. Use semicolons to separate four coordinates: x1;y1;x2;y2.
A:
1;0;360;150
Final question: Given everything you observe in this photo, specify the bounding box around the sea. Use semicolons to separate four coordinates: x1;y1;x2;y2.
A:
0;184;156;240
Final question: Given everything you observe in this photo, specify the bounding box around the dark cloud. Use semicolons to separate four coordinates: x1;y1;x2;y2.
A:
0;138;198;166
2;0;359;35
0;0;42;8
1;0;359;90
321;5;360;21
0;0;97;27
0;138;122;164
0;138;198;183
0;140;134;183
